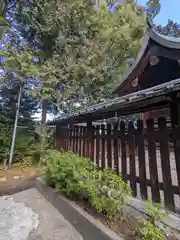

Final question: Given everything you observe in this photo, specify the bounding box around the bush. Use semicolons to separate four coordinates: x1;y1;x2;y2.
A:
43;150;132;218
43;150;95;196
88;168;132;217
138;201;167;240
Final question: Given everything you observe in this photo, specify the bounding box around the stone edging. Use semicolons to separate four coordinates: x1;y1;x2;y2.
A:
35;177;123;240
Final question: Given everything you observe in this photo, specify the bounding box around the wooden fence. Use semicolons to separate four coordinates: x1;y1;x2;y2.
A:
56;117;180;213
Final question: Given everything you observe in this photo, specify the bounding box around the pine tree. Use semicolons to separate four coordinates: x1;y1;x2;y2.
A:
2;0;146;163
155;20;180;37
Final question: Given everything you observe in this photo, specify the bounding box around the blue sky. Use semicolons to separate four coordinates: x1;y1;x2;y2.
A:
137;0;180;25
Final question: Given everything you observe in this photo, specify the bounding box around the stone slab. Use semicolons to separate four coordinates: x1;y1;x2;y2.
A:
0;188;83;240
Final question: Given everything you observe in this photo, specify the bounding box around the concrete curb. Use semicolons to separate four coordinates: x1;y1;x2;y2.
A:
35;177;123;240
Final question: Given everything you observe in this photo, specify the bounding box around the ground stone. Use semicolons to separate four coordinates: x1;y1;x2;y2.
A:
0;188;83;240
0;195;39;240
0;177;6;182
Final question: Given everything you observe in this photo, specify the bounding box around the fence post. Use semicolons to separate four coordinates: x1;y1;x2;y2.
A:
79;126;83;156
170;93;180;199
95;125;100;167
55;124;60;150
120;121;127;182
69;124;73;151
101;124;106;169
113;122;119;174
147;119;160;203
137;119;147;200
74;126;78;154
87;119;92;159
90;126;95;162
128;121;137;196
158;117;174;211
107;123;112;168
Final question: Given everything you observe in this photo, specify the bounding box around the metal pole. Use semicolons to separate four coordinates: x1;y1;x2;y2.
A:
8;84;23;168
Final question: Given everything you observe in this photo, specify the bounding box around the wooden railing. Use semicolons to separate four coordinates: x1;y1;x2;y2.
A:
56;117;180;213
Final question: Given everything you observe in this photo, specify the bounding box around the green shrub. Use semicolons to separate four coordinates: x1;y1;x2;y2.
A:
138;201;167;240
43;150;131;218
88;168;132;217
138;221;165;240
43;150;95;197
146;200;167;224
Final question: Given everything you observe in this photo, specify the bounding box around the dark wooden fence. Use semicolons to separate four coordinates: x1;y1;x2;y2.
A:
56;117;180;213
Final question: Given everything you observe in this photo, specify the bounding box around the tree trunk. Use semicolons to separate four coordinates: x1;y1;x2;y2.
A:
39;99;47;164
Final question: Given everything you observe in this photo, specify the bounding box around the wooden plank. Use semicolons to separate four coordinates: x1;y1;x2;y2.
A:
95;125;100;167
60;127;64;150
125;174;179;195
128;121;137;196
107;123;112;168
158;117;174;211
87;120;92;159
120;121;127;182
113;123;119;174
65;128;68;150
55;125;60;150
79;126;83;156
64;128;67;151
64;127;68;151
90;126;95;162
69;126;73;151
101;124;106;169
137;120;147;200
72;127;76;153
77;126;80;154
170;95;180;198
74;126;78;153
147;119;160;203
82;127;86;157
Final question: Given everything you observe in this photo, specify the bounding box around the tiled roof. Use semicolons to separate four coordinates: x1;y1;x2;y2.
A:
50;78;180;125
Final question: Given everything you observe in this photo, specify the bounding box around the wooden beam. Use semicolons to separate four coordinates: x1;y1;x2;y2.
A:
150;45;180;60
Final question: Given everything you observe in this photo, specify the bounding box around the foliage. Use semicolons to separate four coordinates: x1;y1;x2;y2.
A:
0;47;40;83
146;0;180;37
0;125;39;163
0;78;39;162
97;1;146;98
0;122;11;160
146;0;160;23
9;0;146;106
88;168;132;217
0;0;9;37
43;150;131;218
138;200;167;240
139;221;165;240
146;200;167;224
14;156;34;168
0;0;146;162
155;20;180;37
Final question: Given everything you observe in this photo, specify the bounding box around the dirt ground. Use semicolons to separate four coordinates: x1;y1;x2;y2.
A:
0;165;41;186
